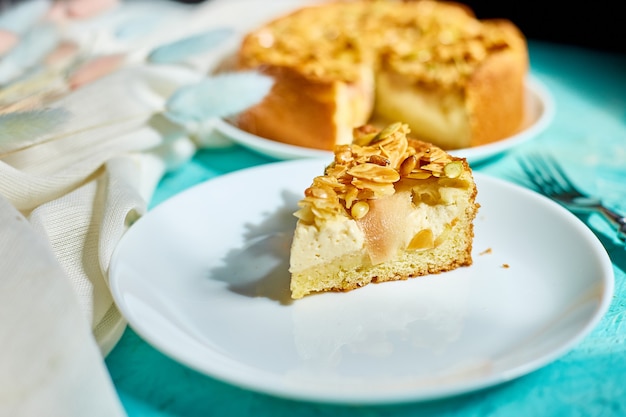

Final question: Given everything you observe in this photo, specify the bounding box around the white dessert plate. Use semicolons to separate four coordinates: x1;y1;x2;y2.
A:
109;159;613;405
214;76;554;165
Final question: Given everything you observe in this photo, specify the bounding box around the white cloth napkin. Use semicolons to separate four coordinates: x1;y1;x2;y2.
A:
0;194;127;416
1;62;202;345
0;63;201;416
0;0;278;414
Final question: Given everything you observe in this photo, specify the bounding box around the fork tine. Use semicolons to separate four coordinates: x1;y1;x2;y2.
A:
532;154;564;194
518;154;576;198
518;154;559;196
520;154;626;241
542;155;581;195
517;157;545;191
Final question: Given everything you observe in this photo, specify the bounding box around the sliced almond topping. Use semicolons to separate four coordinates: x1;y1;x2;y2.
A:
406;170;433;180
348;163;400;183
368;154;391;166
295;122;468;225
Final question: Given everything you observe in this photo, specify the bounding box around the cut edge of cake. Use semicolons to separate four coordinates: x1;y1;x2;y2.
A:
235;0;528;151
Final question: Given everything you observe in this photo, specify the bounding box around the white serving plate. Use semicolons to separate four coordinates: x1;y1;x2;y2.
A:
109;159;612;404
215;76;554;165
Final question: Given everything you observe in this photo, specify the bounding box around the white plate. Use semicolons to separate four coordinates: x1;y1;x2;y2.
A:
215;76;554;164
109;160;613;405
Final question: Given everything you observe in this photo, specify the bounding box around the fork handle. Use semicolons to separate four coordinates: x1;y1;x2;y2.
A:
598;206;626;242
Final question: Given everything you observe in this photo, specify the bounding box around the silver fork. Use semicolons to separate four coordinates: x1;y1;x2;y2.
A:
518;154;626;242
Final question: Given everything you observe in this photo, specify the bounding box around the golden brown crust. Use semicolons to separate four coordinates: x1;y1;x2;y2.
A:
465;19;529;146
234;66;343;150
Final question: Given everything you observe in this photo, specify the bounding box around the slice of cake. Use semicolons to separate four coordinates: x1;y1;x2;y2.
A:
235;1;528;151
289;122;479;299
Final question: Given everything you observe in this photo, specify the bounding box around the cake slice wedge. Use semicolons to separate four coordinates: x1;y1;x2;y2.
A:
289;122;479;299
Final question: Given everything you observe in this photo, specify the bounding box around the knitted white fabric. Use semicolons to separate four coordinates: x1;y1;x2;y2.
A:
0;0;266;415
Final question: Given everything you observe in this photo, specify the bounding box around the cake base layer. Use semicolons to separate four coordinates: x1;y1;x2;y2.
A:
290;207;474;299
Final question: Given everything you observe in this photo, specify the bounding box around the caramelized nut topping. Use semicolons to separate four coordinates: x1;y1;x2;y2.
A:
370;121;403;144
294;122;469;225
368;154;391;166
444;161;464;179
348;163;400;183
239;1;519;88
351;201;370;219
399;155;418;177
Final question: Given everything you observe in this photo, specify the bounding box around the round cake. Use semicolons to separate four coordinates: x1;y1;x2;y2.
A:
234;0;528;151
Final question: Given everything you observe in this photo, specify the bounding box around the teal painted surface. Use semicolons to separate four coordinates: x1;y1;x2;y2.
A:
106;41;626;416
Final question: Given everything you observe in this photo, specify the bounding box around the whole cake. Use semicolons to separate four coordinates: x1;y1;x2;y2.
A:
235;0;528;151
289;122;479;299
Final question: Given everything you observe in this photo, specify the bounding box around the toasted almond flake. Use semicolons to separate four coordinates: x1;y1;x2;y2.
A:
294;122;467;225
348;163;400;183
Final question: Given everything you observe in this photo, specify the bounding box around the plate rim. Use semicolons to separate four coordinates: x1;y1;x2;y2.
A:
109;160;613;405
214;75;555;164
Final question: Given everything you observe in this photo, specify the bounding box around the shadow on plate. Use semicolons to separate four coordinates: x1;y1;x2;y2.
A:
207;189;300;305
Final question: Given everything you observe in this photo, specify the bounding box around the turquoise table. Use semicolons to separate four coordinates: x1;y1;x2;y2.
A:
106;41;626;416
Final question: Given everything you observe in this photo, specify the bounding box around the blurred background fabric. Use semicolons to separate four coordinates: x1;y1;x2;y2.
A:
0;0;272;415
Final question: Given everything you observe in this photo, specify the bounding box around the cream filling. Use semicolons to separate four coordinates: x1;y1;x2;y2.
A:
289;217;364;273
289;186;470;273
334;65;376;146
374;71;471;149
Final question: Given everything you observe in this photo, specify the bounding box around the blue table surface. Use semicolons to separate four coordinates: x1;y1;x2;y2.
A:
105;41;626;416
